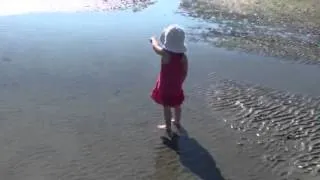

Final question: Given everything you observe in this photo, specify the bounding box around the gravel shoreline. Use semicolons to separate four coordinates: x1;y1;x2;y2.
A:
180;0;320;62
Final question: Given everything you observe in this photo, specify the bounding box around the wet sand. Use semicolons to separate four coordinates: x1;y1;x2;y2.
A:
180;0;320;63
207;78;320;177
0;0;320;179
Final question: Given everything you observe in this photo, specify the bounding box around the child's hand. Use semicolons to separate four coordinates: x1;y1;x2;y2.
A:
150;36;157;43
149;36;164;55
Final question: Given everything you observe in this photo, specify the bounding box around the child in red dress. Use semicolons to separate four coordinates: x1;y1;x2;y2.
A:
150;24;188;135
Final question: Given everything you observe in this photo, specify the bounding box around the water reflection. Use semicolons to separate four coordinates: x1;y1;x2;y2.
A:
0;0;156;16
0;0;319;96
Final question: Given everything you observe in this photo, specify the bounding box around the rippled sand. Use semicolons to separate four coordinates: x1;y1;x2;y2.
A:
206;76;320;178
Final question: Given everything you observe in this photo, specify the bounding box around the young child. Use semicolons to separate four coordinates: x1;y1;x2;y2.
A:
150;24;188;135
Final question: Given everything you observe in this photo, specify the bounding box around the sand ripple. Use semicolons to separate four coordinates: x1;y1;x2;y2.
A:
206;78;320;177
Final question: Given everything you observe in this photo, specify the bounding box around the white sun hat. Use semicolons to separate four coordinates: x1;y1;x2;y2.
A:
160;24;187;53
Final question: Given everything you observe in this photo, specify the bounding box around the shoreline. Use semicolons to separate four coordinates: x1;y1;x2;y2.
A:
0;0;155;16
180;0;320;62
0;0;320;179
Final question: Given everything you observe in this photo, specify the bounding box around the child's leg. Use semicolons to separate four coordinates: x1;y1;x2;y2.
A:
173;106;181;127
163;106;172;132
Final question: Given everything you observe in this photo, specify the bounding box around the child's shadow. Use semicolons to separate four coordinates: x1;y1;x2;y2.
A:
161;127;225;180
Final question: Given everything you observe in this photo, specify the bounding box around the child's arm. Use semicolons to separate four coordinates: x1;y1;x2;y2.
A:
150;37;165;56
182;55;188;82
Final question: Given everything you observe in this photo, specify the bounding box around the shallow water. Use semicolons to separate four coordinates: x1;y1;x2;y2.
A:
0;0;320;179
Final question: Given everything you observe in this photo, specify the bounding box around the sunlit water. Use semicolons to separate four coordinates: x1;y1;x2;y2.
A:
0;0;319;180
0;0;148;15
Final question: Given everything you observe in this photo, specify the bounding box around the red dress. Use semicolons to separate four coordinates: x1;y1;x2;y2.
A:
151;53;185;107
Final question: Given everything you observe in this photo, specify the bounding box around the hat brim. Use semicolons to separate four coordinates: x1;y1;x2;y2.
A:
159;25;187;53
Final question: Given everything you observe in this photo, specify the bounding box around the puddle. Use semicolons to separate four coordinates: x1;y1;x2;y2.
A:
0;0;319;179
0;0;156;16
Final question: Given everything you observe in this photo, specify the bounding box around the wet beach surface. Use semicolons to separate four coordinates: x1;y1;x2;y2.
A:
0;0;320;179
180;0;320;63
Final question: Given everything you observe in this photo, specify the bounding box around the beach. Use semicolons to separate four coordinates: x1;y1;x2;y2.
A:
0;0;319;179
180;0;320;63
